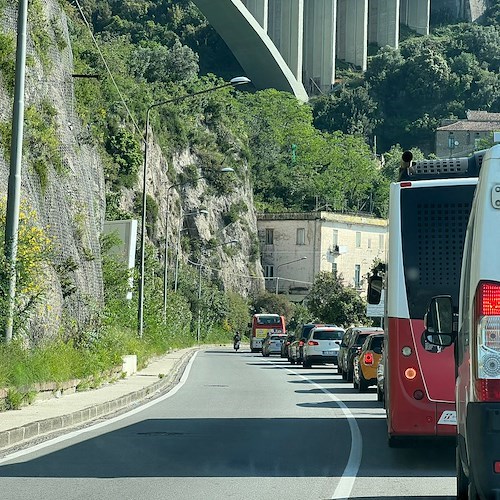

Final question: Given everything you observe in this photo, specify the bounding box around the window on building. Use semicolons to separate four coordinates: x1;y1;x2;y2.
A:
332;230;339;246
367;238;372;249
296;228;305;245
354;264;361;288
265;228;274;245
332;262;337;276
379;234;384;250
356;232;361;248
264;265;274;277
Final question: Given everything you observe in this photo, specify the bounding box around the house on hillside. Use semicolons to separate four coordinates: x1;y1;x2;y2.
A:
436;110;500;158
257;211;387;302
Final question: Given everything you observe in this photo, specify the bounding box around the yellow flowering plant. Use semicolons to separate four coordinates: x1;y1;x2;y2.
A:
0;198;53;334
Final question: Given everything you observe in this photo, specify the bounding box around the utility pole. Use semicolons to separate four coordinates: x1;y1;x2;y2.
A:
4;0;28;342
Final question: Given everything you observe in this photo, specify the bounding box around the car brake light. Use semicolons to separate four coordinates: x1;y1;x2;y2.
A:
308;340;319;346
364;352;373;365
473;282;500;399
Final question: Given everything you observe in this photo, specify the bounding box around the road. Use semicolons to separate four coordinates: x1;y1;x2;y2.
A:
0;349;456;500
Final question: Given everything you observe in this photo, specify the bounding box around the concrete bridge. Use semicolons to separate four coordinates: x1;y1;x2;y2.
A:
192;0;484;101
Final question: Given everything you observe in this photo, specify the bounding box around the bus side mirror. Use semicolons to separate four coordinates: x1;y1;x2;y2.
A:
424;295;455;346
367;275;383;304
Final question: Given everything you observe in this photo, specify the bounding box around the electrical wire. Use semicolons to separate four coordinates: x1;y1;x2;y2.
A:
72;0;143;138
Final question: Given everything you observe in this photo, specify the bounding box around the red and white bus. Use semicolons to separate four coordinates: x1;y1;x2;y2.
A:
250;314;286;352
368;150;484;447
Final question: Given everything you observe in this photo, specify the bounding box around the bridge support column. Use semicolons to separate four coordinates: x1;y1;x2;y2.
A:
400;0;430;35
337;0;368;71
268;0;304;80
368;0;399;48
241;0;268;31
303;0;337;95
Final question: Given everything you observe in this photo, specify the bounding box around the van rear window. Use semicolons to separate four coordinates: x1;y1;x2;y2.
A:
354;334;369;346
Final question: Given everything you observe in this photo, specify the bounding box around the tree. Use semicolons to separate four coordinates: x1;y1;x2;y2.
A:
306;272;367;327
251;291;295;322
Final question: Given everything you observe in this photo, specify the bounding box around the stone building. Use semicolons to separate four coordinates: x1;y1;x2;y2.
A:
435;111;500;158
257;211;387;301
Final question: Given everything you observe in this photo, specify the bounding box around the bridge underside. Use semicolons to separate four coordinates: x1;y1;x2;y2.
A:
193;0;476;100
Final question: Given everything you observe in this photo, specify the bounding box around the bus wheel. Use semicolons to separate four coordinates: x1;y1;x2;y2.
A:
387;435;404;448
456;446;468;499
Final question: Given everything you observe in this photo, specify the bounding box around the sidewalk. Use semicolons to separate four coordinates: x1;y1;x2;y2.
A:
0;346;200;454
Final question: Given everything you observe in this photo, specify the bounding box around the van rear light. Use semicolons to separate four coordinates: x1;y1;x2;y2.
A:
494;461;500;474
308;340;319;346
364;353;373;365
474;282;500;382
474;379;500;402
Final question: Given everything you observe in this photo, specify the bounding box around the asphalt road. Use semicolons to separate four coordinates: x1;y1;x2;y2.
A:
0;349;456;500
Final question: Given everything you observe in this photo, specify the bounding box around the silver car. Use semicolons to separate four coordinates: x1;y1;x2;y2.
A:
262;334;287;357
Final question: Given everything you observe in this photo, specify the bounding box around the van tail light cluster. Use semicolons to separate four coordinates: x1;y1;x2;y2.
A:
308;340;319;346
364;352;374;365
473;281;500;402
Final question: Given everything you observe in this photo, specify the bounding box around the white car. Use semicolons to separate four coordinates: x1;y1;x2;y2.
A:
302;326;345;368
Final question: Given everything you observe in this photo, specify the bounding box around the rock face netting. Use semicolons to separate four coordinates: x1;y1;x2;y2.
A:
0;2;105;340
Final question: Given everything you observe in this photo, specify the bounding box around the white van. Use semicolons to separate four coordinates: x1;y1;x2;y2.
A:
425;145;500;499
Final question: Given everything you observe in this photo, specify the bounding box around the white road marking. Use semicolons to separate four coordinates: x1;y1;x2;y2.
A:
0;351;199;464
272;361;362;500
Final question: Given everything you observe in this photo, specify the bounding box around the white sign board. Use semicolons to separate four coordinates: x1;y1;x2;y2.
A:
366;290;385;318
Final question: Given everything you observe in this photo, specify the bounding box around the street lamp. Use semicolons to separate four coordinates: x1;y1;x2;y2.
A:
163;203;208;321
162;167;234;322
196;239;238;343
275;256;307;295
138;76;250;337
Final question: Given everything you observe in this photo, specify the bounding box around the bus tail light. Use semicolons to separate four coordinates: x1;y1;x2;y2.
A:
364;352;374;365
308;340;319;346
404;368;417;380
494;462;500;474
473;282;500;401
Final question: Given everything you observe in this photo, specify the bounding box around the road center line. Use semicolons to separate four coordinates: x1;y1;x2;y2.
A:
270;360;362;500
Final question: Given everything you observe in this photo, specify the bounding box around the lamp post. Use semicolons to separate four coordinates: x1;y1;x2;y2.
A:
275;256;307;295
196;239;238;343
163;206;208;322
138;77;250;337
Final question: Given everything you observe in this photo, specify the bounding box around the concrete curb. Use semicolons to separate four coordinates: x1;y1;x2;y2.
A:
0;347;197;453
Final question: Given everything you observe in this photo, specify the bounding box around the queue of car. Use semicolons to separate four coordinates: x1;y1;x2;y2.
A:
257;322;387;401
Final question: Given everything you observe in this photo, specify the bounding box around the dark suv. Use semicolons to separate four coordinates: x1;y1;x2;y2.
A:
338;326;384;381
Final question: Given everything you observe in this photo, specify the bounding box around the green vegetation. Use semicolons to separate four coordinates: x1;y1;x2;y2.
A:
312;5;500;154
306;272;368;327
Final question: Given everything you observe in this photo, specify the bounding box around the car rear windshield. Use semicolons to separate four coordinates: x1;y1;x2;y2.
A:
354;333;369;346
313;330;343;340
369;336;384;351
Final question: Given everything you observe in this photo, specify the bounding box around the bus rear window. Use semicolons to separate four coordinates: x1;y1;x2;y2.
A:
256;315;281;325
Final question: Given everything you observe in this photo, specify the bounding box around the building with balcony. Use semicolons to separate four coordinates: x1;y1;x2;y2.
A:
257;211;388;301
436;111;500;158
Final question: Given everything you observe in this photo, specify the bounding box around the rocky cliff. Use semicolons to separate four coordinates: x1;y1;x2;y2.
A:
0;0;263;341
